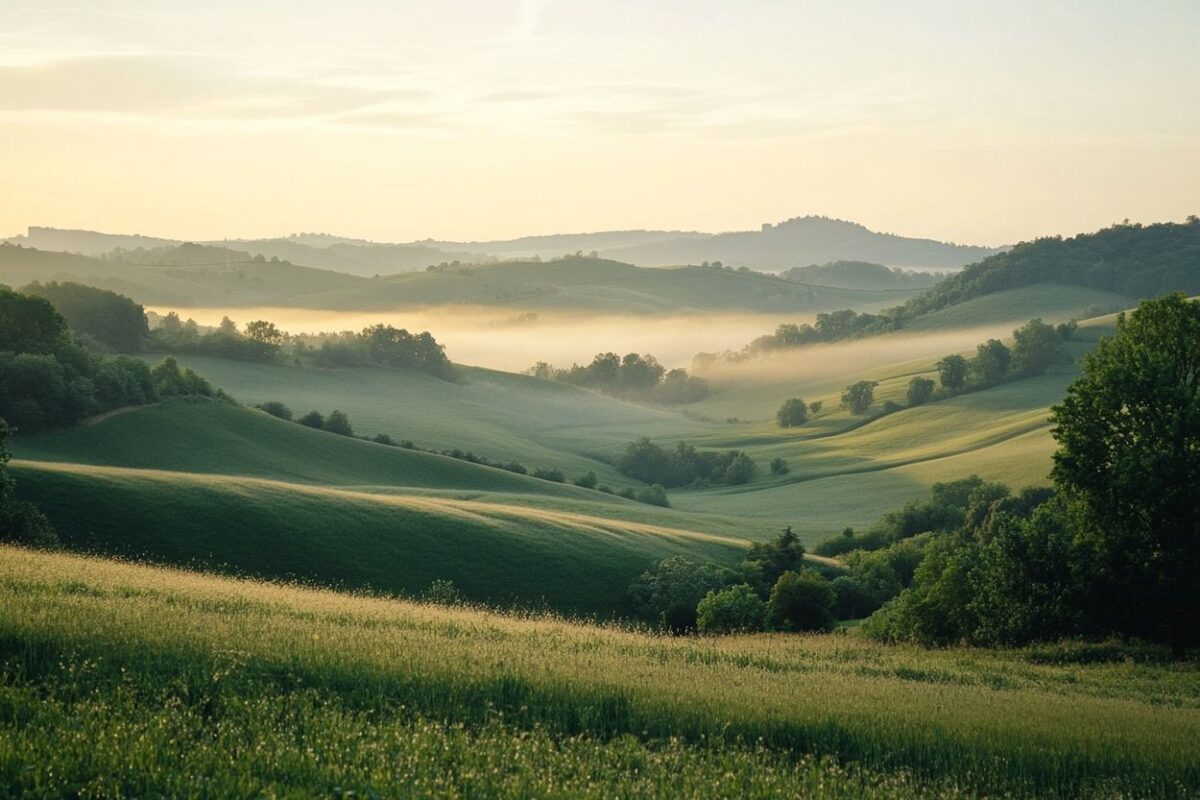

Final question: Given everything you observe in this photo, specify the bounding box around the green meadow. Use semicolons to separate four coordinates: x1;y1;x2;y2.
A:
1;547;1197;798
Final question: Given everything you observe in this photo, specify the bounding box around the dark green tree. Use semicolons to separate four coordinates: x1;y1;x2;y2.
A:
324;409;354;436
767;570;836;632
0;420;57;547
840;380;878;415
936;354;968;390
906;376;935;405
1051;293;1200;655
1011;318;1063;375
970;339;1011;384
696;584;766;634
775;397;808;427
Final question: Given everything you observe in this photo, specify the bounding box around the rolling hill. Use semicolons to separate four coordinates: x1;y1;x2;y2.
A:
10;399;749;614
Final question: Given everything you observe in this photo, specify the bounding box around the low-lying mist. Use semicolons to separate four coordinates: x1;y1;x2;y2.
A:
146;306;818;372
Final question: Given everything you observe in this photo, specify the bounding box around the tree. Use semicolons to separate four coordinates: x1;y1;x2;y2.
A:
297;410;325;429
767;570;836;632
696;584;766;634
24;281;148;352
0;419;57;547
775;397;808;427
257;401;292;420
723;452;756;484
906;377;935;406
1011;318;1062;375
840;380;877;415
970;339;1011;384
323;409;354;436
743;527;805;591
937;354;968;390
1051;293;1200;655
245;320;283;348
627;556;735;633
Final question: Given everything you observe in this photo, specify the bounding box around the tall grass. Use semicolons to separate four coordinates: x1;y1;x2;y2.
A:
2;546;1197;797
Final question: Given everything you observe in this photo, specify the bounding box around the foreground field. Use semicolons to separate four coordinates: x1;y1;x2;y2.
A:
2;547;1197;798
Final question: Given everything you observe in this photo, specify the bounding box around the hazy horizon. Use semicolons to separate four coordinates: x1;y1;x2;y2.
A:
3;1;1198;247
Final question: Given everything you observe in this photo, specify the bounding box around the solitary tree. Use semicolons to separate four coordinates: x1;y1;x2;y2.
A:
775;397;808;427
840;381;878;415
937;354;968;390
1051;293;1200;656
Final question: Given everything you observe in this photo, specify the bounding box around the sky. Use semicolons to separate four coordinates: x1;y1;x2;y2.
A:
1;0;1197;246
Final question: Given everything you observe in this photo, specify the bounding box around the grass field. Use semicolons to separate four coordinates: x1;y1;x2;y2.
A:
2;546;1197;798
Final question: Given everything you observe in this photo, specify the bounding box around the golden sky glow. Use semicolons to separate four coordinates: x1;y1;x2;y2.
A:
1;1;1197;245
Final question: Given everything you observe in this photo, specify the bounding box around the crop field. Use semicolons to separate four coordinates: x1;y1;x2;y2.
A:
1;547;1197;798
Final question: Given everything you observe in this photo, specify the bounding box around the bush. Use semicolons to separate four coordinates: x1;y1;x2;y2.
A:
769;457;789;475
423;579;463;606
696;584;766;634
573;471;598;489
257;401;293;421
808;400;823;414
767;570;836;632
372;433;395;445
775;397;808;427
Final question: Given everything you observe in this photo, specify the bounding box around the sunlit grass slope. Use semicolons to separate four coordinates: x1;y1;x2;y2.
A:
129;356;714;482
12;398;599;497
9;458;745;615
2;547;1198;798
899;282;1132;331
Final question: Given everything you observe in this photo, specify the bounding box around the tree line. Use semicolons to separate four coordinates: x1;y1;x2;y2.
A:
0;286;228;433
529;352;710;404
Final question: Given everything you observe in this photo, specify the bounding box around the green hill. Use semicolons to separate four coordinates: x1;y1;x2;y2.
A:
9;398;755;614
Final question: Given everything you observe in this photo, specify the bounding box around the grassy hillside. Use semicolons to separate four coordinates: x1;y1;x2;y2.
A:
118;356;713;483
899;283;1131;331
10;399;757;614
3;547;1197;797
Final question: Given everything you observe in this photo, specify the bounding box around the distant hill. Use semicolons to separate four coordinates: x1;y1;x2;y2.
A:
782;261;944;291
423;230;709;260
4;227;492;276
0;242;365;306
298;256;928;313
596;216;1002;270
883;219;1200;329
0;246;924;312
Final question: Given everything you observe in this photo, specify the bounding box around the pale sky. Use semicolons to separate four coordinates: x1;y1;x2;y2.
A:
1;0;1197;246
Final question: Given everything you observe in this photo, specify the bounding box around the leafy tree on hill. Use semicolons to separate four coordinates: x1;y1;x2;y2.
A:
696;584;766;634
150;356;213;398
324;409;354;437
627;556;736;633
767;570;836;632
1011;318;1063;375
906;377;935;406
970;340;1011;385
936;354;968;390
297;410;325;429
741;527;805;594
1051;292;1200;656
776;397;808;427
840;380;877;415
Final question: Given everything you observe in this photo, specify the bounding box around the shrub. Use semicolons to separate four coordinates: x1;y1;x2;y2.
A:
808;400;823;414
769;457;789;475
531;467;565;483
635;484;670;507
573;471;598;489
423;579;463;606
